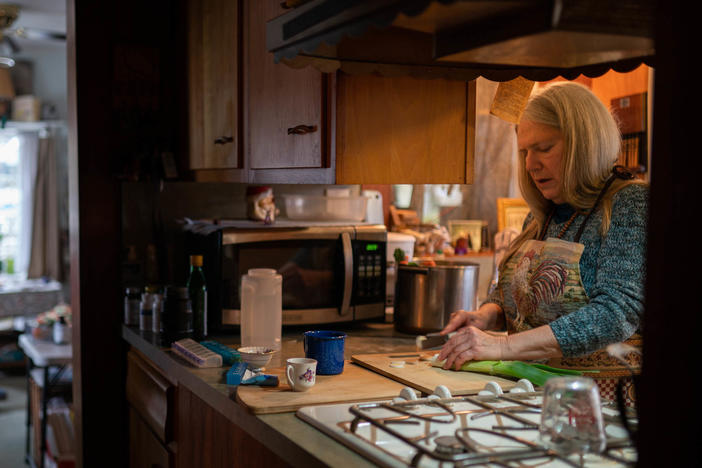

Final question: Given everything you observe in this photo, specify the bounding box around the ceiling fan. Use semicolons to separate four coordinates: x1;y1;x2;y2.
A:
0;4;66;67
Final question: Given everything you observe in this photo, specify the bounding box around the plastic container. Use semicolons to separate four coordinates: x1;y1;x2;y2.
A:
386;232;417;307
387;232;416;263
283;195;367;221
240;268;282;350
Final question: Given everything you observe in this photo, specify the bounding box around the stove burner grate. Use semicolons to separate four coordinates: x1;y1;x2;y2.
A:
433;436;467;456
345;388;637;467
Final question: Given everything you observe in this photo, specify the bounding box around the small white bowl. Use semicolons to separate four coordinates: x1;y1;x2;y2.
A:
237;346;276;369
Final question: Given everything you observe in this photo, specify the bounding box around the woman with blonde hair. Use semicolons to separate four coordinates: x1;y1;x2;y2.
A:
438;81;647;399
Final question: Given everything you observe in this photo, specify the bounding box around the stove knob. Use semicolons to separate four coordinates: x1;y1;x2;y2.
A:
431;385;452;399
509;379;535;393
397;387;418;402
478;381;503;397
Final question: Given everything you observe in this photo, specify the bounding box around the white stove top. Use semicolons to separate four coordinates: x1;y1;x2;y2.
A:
297;381;637;467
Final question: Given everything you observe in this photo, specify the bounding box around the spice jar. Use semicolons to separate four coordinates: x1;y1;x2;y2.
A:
139;291;153;331
152;292;163;333
161;286;193;336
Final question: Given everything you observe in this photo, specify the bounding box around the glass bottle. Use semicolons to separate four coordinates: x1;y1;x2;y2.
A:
186;255;208;340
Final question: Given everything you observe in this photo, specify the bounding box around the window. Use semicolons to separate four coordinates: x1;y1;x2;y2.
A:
0;133;20;275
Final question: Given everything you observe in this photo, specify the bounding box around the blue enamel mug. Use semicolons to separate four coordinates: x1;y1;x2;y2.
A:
303;330;347;375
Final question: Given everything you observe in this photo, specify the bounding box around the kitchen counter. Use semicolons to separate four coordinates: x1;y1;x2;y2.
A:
122;322;421;467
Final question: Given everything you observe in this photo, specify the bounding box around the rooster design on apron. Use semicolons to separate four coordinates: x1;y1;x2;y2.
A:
499;168;641;405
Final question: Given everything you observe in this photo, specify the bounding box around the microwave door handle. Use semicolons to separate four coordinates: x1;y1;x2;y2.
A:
340;232;353;316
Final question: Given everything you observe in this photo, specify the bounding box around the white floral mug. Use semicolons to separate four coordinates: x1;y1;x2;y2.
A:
286;358;317;392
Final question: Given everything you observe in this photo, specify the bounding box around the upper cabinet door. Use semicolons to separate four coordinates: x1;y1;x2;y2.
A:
188;0;241;170
336;74;475;184
246;0;328;171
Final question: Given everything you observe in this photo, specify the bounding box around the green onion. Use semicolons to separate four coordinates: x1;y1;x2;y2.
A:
431;359;585;387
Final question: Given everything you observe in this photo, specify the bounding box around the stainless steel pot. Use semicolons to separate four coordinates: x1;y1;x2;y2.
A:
393;261;479;334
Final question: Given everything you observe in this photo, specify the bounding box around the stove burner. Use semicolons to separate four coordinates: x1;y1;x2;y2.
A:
433;436;467;456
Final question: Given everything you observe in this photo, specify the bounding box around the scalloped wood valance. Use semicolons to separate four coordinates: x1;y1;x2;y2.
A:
268;0;655;82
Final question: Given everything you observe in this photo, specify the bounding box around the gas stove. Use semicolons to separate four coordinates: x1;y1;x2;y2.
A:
296;380;637;467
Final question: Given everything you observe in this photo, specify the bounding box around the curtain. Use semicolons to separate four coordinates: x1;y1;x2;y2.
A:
27;126;64;280
16;131;39;277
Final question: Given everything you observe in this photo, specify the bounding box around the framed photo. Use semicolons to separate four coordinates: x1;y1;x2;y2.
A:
497;198;530;232
448;219;484;251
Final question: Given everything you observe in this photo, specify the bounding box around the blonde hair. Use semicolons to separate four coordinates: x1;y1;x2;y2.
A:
501;81;642;268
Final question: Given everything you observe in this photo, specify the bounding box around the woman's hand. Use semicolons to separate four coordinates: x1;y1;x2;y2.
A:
437;327;507;370
440;303;505;336
438;325;564;370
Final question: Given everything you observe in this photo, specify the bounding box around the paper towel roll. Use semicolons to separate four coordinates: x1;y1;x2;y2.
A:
362;190;384;224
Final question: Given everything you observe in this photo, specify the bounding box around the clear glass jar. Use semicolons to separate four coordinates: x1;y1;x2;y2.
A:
151;293;163;333
124;287;141;326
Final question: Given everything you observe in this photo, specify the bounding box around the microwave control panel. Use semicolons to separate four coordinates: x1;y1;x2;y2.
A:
352;240;386;304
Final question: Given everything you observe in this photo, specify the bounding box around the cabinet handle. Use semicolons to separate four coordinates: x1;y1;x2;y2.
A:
214;136;234;145
280;0;306;9
287;125;317;135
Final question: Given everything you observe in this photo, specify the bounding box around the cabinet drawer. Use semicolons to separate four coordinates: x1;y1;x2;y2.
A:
127;350;174;443
129;407;173;468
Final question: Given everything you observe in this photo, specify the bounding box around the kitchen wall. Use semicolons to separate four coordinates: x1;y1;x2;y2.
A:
11;45;67;121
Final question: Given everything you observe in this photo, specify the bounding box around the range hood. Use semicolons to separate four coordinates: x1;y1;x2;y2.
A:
267;0;655;81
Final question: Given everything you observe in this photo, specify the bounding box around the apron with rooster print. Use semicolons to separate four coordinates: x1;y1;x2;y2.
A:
498;235;640;406
498;168;642;406
500;173;642;406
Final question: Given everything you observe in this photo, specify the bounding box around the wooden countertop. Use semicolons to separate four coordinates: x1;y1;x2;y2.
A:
122;323;419;467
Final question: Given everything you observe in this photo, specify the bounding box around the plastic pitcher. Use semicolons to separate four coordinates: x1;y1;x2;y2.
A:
240;268;282;350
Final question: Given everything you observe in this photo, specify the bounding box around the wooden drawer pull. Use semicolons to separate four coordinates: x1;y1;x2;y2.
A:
287;124;317;135
280;0;307;9
214;136;234;145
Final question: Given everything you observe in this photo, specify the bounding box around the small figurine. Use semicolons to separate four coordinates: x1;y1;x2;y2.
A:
246;186;279;223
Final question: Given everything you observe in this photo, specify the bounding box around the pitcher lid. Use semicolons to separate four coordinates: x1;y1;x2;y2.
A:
248;268;278;276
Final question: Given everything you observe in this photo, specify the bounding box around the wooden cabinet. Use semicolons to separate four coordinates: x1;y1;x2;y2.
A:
129;407;173;468
336;74;475;184
186;0;479;184
126;350;175;467
125;347;289;468
244;0;333;183
187;0;334;183
177;386;288;468
187;0;243;174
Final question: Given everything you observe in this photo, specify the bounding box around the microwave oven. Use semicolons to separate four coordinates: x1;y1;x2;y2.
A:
184;223;387;331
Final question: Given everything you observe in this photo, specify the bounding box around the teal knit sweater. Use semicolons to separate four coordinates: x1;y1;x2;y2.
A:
486;183;649;357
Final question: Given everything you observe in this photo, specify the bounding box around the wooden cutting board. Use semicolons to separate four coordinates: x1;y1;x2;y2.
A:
351;352;516;396
236;361;415;414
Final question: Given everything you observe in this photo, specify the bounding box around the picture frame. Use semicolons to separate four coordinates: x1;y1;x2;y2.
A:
448;219;484;251
497;198;530;232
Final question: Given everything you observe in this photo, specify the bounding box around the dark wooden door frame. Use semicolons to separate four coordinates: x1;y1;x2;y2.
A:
67;1;126;467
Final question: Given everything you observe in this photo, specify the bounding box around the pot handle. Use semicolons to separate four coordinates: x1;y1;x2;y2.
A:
339;232;353;316
399;265;429;274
